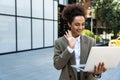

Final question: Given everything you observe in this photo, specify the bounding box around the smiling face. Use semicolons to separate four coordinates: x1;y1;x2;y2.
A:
68;16;85;38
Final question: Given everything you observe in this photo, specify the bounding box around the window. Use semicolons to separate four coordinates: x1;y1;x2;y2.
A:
17;17;31;50
0;15;15;53
0;0;15;15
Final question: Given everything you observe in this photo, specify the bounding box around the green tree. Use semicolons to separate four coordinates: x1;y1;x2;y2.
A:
95;0;120;38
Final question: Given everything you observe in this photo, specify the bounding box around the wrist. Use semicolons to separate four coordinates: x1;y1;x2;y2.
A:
93;74;101;78
67;46;74;53
68;45;74;49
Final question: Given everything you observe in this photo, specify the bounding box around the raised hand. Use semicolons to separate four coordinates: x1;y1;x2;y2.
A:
64;30;77;48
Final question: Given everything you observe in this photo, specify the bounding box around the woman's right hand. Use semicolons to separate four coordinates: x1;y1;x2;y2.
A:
64;30;77;48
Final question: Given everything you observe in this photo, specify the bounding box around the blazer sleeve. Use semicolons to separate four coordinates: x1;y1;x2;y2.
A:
53;39;73;70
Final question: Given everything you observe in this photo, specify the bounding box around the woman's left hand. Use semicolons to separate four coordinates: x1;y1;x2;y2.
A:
94;62;107;75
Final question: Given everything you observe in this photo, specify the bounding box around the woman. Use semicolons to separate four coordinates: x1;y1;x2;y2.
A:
53;3;106;80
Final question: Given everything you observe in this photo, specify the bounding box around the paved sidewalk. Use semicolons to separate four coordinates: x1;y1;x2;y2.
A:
0;48;60;80
0;47;120;80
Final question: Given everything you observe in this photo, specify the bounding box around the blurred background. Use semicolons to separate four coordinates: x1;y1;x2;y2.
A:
0;0;120;54
0;0;120;80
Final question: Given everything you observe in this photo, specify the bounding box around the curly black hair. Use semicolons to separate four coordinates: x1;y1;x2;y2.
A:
62;3;86;24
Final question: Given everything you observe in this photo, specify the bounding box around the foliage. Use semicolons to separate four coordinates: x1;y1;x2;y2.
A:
82;29;95;38
117;31;120;37
82;29;102;42
95;0;120;28
95;35;102;43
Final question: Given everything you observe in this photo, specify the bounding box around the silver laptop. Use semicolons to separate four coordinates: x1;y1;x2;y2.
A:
71;46;120;72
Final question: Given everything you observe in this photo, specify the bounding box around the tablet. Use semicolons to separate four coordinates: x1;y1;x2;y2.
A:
72;46;120;72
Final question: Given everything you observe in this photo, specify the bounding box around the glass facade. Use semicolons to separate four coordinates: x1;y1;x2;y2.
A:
32;19;43;48
0;0;15;15
0;15;16;53
0;0;58;54
17;0;31;17
59;0;68;5
32;0;43;18
44;20;54;47
17;17;31;51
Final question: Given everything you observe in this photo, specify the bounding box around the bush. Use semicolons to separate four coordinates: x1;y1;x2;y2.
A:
82;29;95;38
82;29;102;43
95;35;102;43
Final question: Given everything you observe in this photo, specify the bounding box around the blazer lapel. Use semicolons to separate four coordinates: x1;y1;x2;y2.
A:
80;35;88;64
69;35;88;79
69;35;88;65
